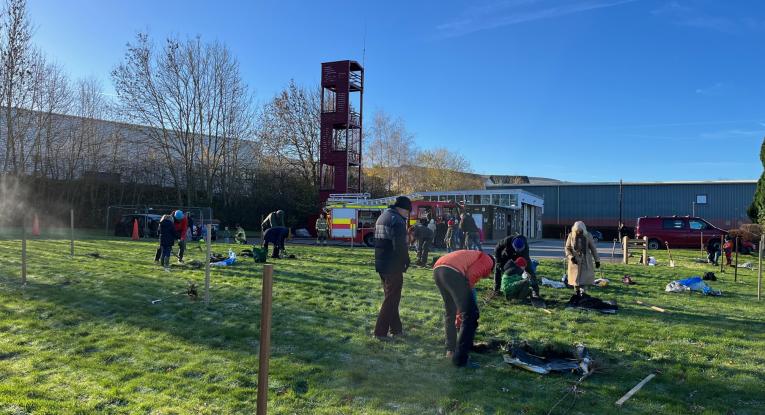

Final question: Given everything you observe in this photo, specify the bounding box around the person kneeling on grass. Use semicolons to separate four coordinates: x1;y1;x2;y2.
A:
433;250;495;368
158;214;178;272
500;257;532;300
234;225;247;244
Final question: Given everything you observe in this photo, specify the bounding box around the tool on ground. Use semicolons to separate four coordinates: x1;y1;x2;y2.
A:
665;241;675;267
615;372;657;406
636;300;666;313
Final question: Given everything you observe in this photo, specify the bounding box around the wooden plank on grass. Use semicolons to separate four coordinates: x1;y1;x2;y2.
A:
616;373;656;406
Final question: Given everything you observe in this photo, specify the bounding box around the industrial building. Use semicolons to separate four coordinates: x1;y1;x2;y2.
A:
486;180;757;239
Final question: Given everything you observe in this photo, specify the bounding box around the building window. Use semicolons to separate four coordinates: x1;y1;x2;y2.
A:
480;194;490;205
696;194;707;204
499;193;510;207
322;88;336;113
320;164;334;190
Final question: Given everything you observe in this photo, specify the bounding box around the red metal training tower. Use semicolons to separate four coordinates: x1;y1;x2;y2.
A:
319;60;364;203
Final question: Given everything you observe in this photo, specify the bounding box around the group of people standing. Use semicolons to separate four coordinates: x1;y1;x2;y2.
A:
373;196;498;367
155;210;189;272
411;212;483;268
373;196;604;368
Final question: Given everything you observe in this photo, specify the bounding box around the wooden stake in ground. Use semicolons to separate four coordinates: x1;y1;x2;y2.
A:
204;224;212;305
700;232;704;257
734;237;739;283
720;237;724;273
257;264;274;415
758;234;763;301
616;373;656;406
70;209;75;258
21;219;27;286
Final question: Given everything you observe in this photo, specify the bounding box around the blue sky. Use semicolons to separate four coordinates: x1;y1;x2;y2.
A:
29;0;765;182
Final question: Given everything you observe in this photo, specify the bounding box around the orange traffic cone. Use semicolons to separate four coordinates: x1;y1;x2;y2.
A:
131;219;140;240
32;214;41;237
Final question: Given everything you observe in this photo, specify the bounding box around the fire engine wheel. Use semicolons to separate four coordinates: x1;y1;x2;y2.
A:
363;233;375;247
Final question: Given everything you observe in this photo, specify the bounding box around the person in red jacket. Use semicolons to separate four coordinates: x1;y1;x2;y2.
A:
433;250;495;368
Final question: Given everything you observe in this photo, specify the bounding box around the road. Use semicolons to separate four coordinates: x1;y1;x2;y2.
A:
286;238;623;261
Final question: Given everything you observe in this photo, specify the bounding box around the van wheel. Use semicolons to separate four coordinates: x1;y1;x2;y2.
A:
364;233;375;247
647;239;661;250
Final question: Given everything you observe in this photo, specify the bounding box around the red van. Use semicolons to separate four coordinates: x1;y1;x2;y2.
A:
635;216;725;250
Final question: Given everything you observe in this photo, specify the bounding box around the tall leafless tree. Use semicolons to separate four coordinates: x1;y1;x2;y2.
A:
112;33;255;206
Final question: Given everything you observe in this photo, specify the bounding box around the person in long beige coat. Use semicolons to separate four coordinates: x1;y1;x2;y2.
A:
565;221;600;295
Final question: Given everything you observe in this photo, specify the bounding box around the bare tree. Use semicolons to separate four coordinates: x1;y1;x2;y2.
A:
112;33;255;206
259;80;321;186
364;110;417;194
1;0;36;174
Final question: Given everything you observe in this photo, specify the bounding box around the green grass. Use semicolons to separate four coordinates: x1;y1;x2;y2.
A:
0;237;763;414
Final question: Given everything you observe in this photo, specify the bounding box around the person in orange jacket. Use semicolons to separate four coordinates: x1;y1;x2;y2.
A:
433;250;495;368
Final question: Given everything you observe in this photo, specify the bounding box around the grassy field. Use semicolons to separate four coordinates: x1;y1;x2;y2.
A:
0;236;763;414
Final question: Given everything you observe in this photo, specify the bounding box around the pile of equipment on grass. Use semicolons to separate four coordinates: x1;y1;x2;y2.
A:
210;250;237;266
665;276;721;296
239;247;268;263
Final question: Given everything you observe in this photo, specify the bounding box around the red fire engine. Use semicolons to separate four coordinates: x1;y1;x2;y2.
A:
325;194;459;246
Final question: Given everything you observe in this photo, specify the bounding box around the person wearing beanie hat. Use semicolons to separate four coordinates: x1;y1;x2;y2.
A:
500;257;533;300
432;250;495;368
372;196;412;340
493;234;539;298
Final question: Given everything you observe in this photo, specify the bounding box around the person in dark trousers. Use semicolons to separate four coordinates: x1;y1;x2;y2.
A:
435;218;448;250
706;237;720;265
433;250;495;367
154;210;187;263
262;226;289;258
459;212;480;250
158;214;177;272
413;218;435;267
493;235;538;296
373;196;411;340
315;213;329;246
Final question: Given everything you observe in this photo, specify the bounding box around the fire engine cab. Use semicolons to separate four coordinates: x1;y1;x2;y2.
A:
325;193;459;246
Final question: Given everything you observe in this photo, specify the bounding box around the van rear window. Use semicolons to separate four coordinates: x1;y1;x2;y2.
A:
662;219;685;229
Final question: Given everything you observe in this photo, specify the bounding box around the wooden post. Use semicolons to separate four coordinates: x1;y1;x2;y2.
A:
642;236;648;266
70;209;75;258
257;264;274;415
758;234;763;301
700;232;704;257
611;239;617;262
720;237;724;273
734;237;739;283
21;219;27;286
204;224;212;305
622;236;629;264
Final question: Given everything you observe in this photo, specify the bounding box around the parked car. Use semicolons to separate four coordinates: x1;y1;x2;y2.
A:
114;214;161;238
590;230;603;243
635;216;755;253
